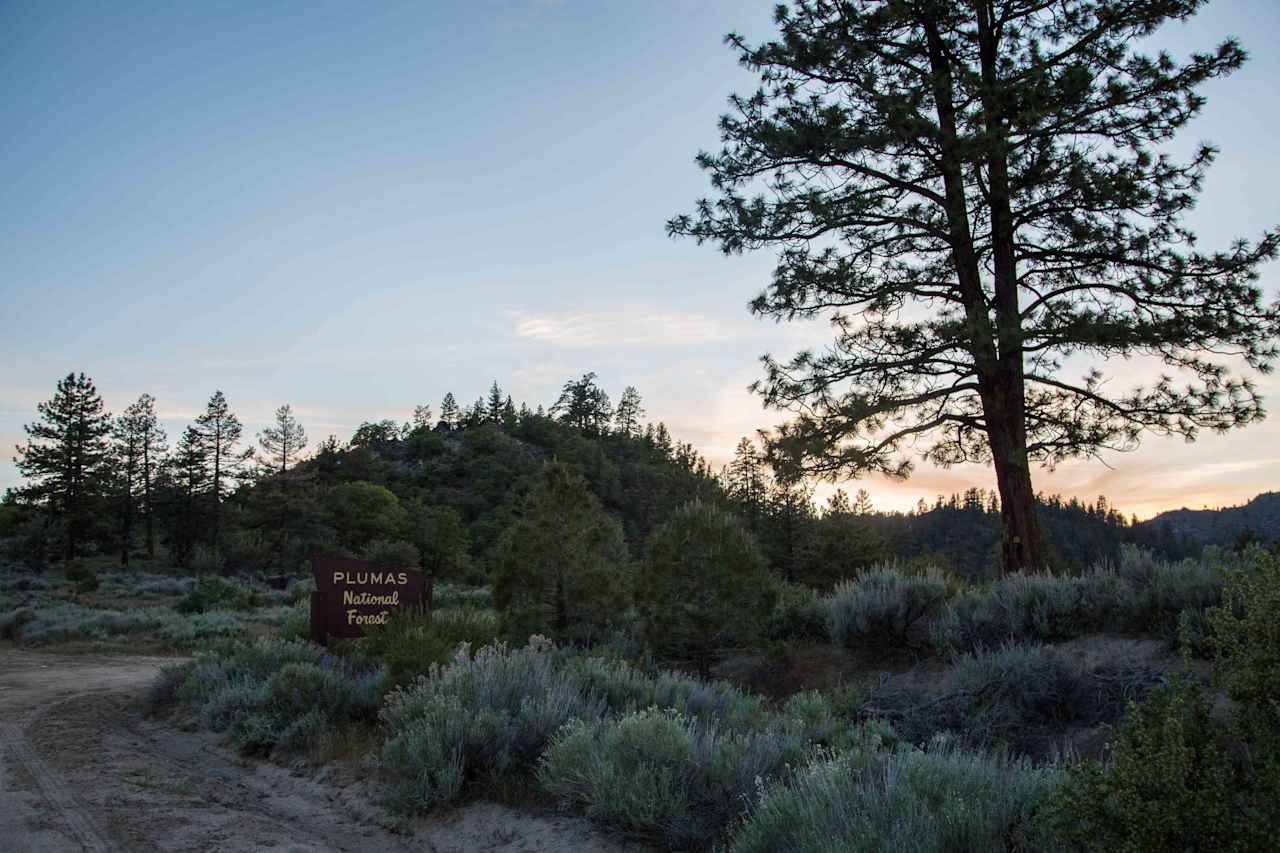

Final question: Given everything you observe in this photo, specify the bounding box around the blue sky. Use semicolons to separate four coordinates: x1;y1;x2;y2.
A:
3;0;1278;517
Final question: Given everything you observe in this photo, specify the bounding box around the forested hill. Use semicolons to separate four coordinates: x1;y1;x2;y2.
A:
4;372;1223;581
1138;492;1280;549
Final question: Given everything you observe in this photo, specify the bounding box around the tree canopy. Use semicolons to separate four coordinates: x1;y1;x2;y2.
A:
670;0;1279;572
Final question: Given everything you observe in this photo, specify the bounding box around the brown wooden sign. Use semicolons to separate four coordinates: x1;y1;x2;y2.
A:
309;552;431;644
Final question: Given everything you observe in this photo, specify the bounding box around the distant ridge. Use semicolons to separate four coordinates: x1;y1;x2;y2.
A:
1139;492;1280;547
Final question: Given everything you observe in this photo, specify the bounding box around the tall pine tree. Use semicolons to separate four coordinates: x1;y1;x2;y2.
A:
15;373;112;560
670;0;1280;573
194;390;249;554
613;386;645;437
112;394;167;565
257;403;307;473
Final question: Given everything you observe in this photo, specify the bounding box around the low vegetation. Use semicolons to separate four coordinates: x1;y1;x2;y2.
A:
3;542;1273;851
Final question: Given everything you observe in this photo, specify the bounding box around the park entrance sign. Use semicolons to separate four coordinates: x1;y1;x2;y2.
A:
309;552;431;644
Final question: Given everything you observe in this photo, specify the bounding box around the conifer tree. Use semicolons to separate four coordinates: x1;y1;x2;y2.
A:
112;395;167;565
653;422;673;456
166;426;206;566
613;386;645;437
724;437;768;532
670;0;1280;573
194;390;249;554
257;403;308;473
466;397;487;428
440;392;461;429
552;372;613;435
14;372;112;560
640;501;774;677
826;489;854;517
492;462;631;644
131;394;167;558
486;381;505;424
411;404;434;430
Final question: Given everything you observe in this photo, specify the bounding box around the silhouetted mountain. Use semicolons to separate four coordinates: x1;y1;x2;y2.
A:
1139;492;1280;548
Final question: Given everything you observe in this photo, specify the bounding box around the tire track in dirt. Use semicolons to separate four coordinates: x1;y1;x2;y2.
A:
0;716;115;853
0;649;649;853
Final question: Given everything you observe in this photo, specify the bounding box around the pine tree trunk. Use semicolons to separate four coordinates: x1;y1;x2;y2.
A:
144;444;156;559
985;408;1045;574
120;479;132;567
212;428;222;556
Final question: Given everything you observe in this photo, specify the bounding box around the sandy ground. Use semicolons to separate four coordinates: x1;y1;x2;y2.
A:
0;648;647;853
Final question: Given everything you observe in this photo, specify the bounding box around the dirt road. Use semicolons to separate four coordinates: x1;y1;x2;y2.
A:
0;648;642;853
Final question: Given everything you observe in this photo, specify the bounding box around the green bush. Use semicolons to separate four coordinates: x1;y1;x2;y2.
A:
355;607;500;689
326;481;406;551
190;545;224;574
731;740;1062;853
362;538;421;571
1036;681;1264;852
539;707;808;850
766;581;828;641
65;559;99;593
639;501;776;675
825;567;946;649
176;576;262;614
1203;548;1280;727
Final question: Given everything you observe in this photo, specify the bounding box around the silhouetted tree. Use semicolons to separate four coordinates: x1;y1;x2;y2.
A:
258;403;307;474
14;372;112;560
613;386;645;437
411;404;434;431
670;0;1280;573
724;437;768;532
439;393;461;429
194;390;250;554
112;394;167;565
552;372;613;435
165;426;207;566
486;381;505;424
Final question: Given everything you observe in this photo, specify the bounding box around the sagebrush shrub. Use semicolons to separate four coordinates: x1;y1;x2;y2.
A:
933;570;1144;653
863;643;1158;756
155;638;385;753
825;567;946;648
730;741;1062;853
539;707;808;850
379;640;603;811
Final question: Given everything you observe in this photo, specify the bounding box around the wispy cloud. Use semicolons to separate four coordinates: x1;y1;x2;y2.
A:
510;308;728;349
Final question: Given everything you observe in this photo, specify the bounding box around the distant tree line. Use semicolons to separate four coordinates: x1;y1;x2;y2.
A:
5;370;1200;591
